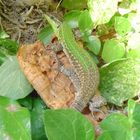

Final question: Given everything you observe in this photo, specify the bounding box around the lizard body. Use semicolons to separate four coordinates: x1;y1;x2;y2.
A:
58;23;99;111
45;15;100;111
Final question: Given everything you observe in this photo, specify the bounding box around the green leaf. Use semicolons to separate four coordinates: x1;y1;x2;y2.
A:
99;58;140;106
64;10;81;28
85;35;101;55
0;30;9;39
61;0;87;10
38;25;54;45
101;39;125;63
127;49;140;59
0;39;19;55
98;100;140;140
88;0;118;27
18;95;33;110
0;56;33;99
97;113;130;140
0;96;31;140
31;98;47;140
114;16;132;36
128;100;140;139
43;109;95;140
78;10;93;33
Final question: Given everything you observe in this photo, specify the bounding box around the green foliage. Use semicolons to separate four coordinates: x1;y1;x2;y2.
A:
38;25;54;45
0;30;19;65
31;98;47;140
85;35;101;55
88;0;118;27
101;39;125;63
0;96;31;140
99;58;140;106
64;10;81;28
0;56;33;99
61;0;87;10
2;0;140;139
78;10;93;33
98;100;140;140
114;16;132;36
0;30;9;39
43;109;95;140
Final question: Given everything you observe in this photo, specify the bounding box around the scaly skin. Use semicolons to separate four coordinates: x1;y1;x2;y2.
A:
59;23;99;111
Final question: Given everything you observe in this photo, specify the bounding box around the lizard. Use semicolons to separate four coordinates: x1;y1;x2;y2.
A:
45;14;106;112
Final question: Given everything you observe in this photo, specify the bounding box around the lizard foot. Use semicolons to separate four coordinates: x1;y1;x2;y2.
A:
89;95;107;120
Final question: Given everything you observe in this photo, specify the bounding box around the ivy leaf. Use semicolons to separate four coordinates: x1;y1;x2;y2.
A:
114;16;132;36
31;98;47;140
88;0;118;27
85;35;101;55
78;10;93;33
0;56;33;99
97;100;140;140
64;10;81;28
97;113;130;140
101;39;125;63
38;25;54;45
43;109;95;140
0;39;19;55
127;49;140;59
0;96;31;140
99;58;140;106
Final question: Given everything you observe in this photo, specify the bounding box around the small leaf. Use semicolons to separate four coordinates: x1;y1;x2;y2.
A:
78;10;93;33
38;25;54;45
99;58;140;106
0;96;31;140
88;0;118;27
64;10;81;28
85;35;101;55
101;39;125;63
61;0;87;10
0;30;9;39
43;109;95;140
31;98;47;140
0;39;19;55
0;56;33;99
114;16;132;36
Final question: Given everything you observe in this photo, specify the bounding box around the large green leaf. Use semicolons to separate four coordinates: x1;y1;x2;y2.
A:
0;56;33;99
43;109;95;140
99;58;140;106
0;96;31;140
97;100;140;140
88;0;118;27
101;39;125;63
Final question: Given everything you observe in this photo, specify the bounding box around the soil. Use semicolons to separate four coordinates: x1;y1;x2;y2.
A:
0;0;62;44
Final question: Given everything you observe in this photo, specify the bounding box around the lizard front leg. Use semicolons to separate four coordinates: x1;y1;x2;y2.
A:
89;95;107;119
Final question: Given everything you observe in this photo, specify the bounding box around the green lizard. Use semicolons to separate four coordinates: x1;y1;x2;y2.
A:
45;14;105;112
